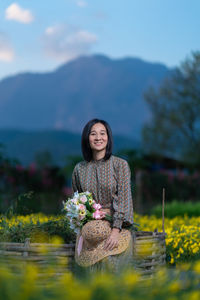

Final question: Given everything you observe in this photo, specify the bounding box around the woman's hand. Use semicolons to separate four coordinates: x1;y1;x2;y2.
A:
104;228;120;251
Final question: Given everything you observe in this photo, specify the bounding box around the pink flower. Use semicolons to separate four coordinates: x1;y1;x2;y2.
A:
78;204;86;211
92;203;102;210
93;210;106;220
80;195;87;203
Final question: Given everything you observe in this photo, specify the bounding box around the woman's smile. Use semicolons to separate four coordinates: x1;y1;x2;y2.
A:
89;122;108;154
94;142;103;145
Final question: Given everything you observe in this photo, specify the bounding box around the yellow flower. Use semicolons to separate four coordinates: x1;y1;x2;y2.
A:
179;247;184;254
192;247;199;254
189;291;200;300
170;257;174;264
173;242;178;249
193;261;200;273
51;235;63;245
88;199;93;205
169;281;181;293
79;210;86;216
167;238;173;243
123;271;139;287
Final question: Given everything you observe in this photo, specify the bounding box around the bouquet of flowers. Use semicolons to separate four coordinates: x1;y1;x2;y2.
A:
63;191;112;234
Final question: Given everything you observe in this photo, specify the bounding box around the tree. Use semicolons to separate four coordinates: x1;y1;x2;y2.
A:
34;150;54;168
116;149;150;171
142;51;200;167
61;154;83;183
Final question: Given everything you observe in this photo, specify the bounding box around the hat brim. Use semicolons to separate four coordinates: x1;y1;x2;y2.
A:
75;226;132;267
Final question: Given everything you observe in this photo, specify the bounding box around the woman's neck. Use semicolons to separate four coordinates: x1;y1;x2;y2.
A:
92;150;106;161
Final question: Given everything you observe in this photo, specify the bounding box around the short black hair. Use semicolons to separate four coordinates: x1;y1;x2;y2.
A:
81;118;113;161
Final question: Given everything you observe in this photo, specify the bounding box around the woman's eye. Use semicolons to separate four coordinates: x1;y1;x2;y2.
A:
90;132;106;136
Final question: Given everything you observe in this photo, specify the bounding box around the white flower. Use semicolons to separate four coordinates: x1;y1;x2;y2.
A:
75;204;80;211
74;191;79;198
71;198;79;205
79;195;87;203
63;190;95;234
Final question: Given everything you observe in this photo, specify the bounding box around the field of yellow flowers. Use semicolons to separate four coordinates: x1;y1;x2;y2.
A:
0;255;200;300
134;214;200;264
0;213;200;299
0;213;200;264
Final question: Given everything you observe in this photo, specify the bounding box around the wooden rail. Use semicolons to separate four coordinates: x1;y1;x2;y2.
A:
0;230;166;277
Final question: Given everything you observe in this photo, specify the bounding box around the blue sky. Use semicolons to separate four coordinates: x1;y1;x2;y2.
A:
0;0;200;80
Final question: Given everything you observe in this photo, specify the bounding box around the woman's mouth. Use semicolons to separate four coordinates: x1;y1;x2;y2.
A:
94;142;103;145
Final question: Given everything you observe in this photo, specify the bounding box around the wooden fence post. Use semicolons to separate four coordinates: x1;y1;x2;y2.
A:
23;238;30;257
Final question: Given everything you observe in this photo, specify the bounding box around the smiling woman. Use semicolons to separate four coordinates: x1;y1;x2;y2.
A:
88;122;108;159
71;118;135;273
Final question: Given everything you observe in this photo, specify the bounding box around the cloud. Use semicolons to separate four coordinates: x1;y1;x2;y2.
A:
5;3;34;24
0;33;15;62
76;1;88;7
43;24;97;62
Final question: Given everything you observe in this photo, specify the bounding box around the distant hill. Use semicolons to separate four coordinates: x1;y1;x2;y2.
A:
0;129;139;166
0;54;172;140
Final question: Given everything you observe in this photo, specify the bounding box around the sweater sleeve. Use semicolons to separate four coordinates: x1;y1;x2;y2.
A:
112;159;133;230
71;164;81;193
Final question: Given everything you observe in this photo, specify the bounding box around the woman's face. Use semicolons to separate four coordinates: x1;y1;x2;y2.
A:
89;123;108;153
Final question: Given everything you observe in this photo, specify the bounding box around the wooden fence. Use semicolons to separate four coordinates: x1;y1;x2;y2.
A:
0;230;166;277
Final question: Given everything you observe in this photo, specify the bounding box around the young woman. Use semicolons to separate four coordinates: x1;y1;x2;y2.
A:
71;118;134;273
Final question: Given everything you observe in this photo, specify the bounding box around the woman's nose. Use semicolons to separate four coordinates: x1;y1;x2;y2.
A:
95;135;101;140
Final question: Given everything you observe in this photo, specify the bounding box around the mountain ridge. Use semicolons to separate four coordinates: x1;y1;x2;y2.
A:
0;128;139;166
0;54;172;139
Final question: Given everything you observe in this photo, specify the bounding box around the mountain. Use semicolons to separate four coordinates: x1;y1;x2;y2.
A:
0;129;138;166
0;54;171;139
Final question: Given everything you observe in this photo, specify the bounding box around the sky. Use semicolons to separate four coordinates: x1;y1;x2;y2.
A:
0;0;200;80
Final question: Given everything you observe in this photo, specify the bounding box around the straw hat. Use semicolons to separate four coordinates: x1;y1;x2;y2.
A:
75;219;132;267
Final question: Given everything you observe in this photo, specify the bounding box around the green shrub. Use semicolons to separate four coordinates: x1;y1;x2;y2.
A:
151;200;200;218
139;171;200;213
0;214;76;243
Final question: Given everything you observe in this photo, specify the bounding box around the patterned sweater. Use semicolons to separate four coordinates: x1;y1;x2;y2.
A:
71;155;134;230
